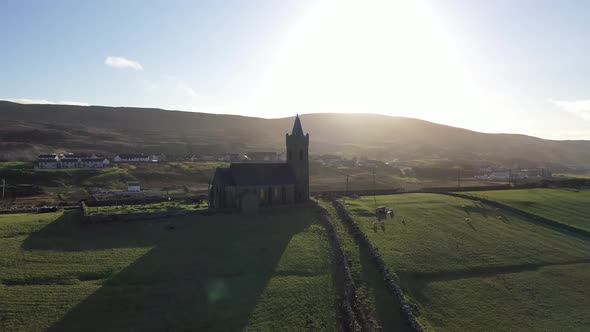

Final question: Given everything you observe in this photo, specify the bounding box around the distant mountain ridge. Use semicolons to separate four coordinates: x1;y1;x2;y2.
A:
0;100;589;167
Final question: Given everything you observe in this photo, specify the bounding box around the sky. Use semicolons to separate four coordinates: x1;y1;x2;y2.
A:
1;0;590;140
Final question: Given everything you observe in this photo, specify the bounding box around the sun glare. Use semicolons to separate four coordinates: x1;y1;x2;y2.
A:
248;0;483;125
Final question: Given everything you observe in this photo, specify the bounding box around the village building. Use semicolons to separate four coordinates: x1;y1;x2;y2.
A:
127;182;141;192
113;154;154;163
37;154;60;169
36;154;110;169
210;115;309;210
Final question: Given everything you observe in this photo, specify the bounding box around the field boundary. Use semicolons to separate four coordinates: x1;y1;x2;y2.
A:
328;198;423;332
314;203;374;331
442;192;590;238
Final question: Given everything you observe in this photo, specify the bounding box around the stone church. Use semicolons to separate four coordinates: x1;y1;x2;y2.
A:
209;115;309;210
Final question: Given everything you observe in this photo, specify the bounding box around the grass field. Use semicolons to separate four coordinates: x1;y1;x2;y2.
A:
317;200;410;331
464;188;590;232
0;161;224;188
0;207;337;331
86;201;207;215
344;193;590;331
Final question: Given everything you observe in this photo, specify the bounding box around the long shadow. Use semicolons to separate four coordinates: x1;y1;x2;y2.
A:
22;210;310;331
358;244;411;332
456;205;489;218
349;208;375;218
23;210;156;251
399;258;590;305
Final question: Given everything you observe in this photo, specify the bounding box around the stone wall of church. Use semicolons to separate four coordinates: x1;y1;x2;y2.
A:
235;184;295;209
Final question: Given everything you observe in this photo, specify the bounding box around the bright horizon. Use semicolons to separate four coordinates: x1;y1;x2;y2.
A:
2;0;590;140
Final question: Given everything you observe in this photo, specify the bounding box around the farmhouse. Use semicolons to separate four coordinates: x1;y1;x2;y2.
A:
37;154;59;169
113;153;157;163
36;154;110;169
210;115;309;210
127;182;141;192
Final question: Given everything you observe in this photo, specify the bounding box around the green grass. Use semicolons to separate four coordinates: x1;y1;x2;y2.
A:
0;208;337;331
465;188;590;232
0;161;223;189
553;171;590;179
86;201;207;215
317;200;409;331
345;193;590;331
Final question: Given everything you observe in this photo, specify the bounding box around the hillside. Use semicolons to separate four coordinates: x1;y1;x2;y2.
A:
1;101;589;167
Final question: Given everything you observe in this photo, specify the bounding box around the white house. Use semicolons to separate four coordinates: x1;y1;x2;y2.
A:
79;158;110;168
38;160;59;169
127;182;141;192
114;154;151;163
59;158;80;169
37;154;59;169
487;171;511;180
37;154;110;169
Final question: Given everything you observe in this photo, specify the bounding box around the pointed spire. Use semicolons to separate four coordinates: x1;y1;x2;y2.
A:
291;114;304;136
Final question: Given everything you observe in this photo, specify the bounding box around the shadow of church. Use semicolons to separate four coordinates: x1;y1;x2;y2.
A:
22;210;311;331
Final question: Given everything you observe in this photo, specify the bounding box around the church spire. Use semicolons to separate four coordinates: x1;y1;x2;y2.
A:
291;114;304;136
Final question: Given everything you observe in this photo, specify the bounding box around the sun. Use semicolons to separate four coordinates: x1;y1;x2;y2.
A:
247;0;484;126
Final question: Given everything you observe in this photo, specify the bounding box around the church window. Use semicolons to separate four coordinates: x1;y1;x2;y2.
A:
299;149;303;160
281;186;287;203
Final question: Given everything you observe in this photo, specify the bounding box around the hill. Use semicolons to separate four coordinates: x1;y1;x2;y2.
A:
1;101;589;167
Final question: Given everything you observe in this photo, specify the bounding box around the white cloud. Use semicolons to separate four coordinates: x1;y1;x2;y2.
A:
3;98;90;106
550;99;590;120
105;56;144;71
177;82;198;97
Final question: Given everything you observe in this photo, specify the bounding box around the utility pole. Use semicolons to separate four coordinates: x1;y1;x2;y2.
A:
372;168;377;210
344;174;349;206
1;178;4;200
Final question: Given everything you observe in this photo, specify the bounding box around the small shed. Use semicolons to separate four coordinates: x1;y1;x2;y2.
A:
127;182;141;192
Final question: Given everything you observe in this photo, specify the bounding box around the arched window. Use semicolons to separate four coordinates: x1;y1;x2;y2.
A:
299;149;303;160
281;186;287;204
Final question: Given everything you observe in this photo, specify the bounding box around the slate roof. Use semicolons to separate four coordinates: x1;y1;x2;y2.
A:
291;114;304;136
38;154;57;159
214;163;296;186
116;154;149;159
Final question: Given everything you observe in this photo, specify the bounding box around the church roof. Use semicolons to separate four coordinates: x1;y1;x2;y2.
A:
213;163;296;186
291;114;305;136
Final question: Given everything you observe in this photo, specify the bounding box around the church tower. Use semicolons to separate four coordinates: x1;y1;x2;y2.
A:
286;115;309;202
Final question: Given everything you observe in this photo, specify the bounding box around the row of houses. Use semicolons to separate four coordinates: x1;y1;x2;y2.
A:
36;153;160;169
476;168;553;180
37;154;110;169
189;152;287;162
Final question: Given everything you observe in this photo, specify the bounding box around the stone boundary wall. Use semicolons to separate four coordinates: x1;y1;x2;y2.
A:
85;197;198;207
443;192;590;238
315;184;512;197
84;210;202;223
80;201;89;221
0;208;39;214
314;178;590;197
314;203;370;332
329;198;424;332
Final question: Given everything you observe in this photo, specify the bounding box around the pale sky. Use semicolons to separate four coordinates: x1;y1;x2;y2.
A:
1;0;590;140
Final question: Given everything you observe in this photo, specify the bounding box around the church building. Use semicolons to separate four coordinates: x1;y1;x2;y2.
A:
209;115;309;210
